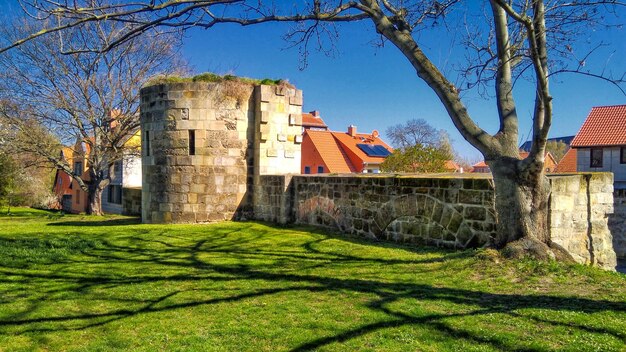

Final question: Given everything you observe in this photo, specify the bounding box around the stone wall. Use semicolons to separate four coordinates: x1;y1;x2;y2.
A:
255;174;497;248
549;173;616;270
122;187;142;216
140;81;302;223
610;189;626;259
254;173;617;270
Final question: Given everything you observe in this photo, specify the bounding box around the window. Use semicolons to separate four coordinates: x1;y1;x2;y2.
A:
145;130;150;156
304;166;311;174
317;166;324;174
114;161;122;173
590;148;603;168
107;185;122;204
621;147;626;164
73;161;83;176
189;130;195;155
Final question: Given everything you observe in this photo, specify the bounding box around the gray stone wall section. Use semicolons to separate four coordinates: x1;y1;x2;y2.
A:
549;173;616;270
609;189;626;258
122;187;142;216
255;174;497;249
140;82;254;223
254;173;617;270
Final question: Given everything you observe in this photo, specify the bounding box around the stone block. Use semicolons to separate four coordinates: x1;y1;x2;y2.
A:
458;190;482;205
260;111;270;124
289;95;303;106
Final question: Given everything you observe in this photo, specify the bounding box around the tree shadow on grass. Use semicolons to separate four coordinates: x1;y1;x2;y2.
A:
0;221;625;351
47;218;141;227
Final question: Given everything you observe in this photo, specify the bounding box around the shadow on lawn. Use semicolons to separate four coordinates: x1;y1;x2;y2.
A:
0;222;624;351
48;218;141;227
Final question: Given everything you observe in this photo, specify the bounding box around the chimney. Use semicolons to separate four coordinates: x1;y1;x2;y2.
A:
310;110;320;117
348;125;357;137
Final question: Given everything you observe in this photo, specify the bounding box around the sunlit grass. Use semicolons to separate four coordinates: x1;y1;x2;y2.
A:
0;207;624;351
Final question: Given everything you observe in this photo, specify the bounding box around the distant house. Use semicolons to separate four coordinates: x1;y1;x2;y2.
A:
302;124;393;174
444;160;463;173
520;135;575;152
472;151;558;173
301;110;329;131
570;105;626;189
554;148;577;173
52;146;78;211
102;132;142;215
52;132;142;214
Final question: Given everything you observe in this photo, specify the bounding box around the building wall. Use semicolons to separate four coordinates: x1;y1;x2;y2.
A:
123;154;142;188
254;173;618;270
140;82;302;223
122;187;142;216
576;147;626;189
300;134;327;174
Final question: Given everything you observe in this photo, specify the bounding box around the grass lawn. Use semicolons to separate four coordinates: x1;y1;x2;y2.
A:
0;207;624;351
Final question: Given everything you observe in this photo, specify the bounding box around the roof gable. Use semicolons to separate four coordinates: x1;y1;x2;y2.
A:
571;105;626;147
555;148;577;173
305;130;355;173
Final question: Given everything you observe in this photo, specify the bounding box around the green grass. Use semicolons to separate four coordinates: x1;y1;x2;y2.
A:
0;207;624;351
145;72;288;87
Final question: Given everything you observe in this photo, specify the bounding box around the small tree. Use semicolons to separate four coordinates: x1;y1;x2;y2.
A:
545;140;568;163
381;144;451;173
0;17;183;215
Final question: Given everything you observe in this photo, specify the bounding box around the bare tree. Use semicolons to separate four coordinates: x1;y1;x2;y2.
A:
386;118;442;149
5;1;623;255
0;16;184;215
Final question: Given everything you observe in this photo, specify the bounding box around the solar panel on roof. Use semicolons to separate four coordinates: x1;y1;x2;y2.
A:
357;144;391;157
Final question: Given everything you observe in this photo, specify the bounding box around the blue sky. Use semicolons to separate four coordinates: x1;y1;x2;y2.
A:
180;16;624;161
2;1;624;161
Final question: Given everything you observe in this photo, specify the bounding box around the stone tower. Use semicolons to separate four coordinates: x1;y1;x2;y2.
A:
140;80;303;223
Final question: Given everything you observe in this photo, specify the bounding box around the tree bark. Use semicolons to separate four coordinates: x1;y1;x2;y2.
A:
488;157;550;247
86;178;107;216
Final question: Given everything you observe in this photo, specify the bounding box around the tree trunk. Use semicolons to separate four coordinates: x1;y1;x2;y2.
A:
488;157;550;248
86;181;105;216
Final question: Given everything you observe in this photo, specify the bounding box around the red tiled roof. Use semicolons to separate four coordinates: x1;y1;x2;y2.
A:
555;148;577;172
303;129;393;173
472;152;557;169
444;160;461;172
330;132;393;164
302;113;328;128
305;130;355;173
571;105;626;147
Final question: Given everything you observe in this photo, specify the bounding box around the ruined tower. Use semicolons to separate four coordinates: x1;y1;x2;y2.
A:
140;79;303;223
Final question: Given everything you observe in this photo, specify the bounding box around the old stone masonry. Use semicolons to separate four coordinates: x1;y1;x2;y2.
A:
140;80;620;271
140;81;303;223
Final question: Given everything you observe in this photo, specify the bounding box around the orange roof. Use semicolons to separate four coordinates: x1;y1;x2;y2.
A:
330;131;393;164
444;160;461;171
302;112;328;128
305;130;356;173
571;105;626;147
303;129;392;173
472;152;556;168
555;148;577;172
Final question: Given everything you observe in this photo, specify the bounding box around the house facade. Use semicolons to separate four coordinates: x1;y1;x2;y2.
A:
53;132;142;214
571;105;626;189
302;124;393;174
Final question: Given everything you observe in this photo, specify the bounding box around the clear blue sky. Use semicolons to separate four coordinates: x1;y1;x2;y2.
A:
2;2;624;161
